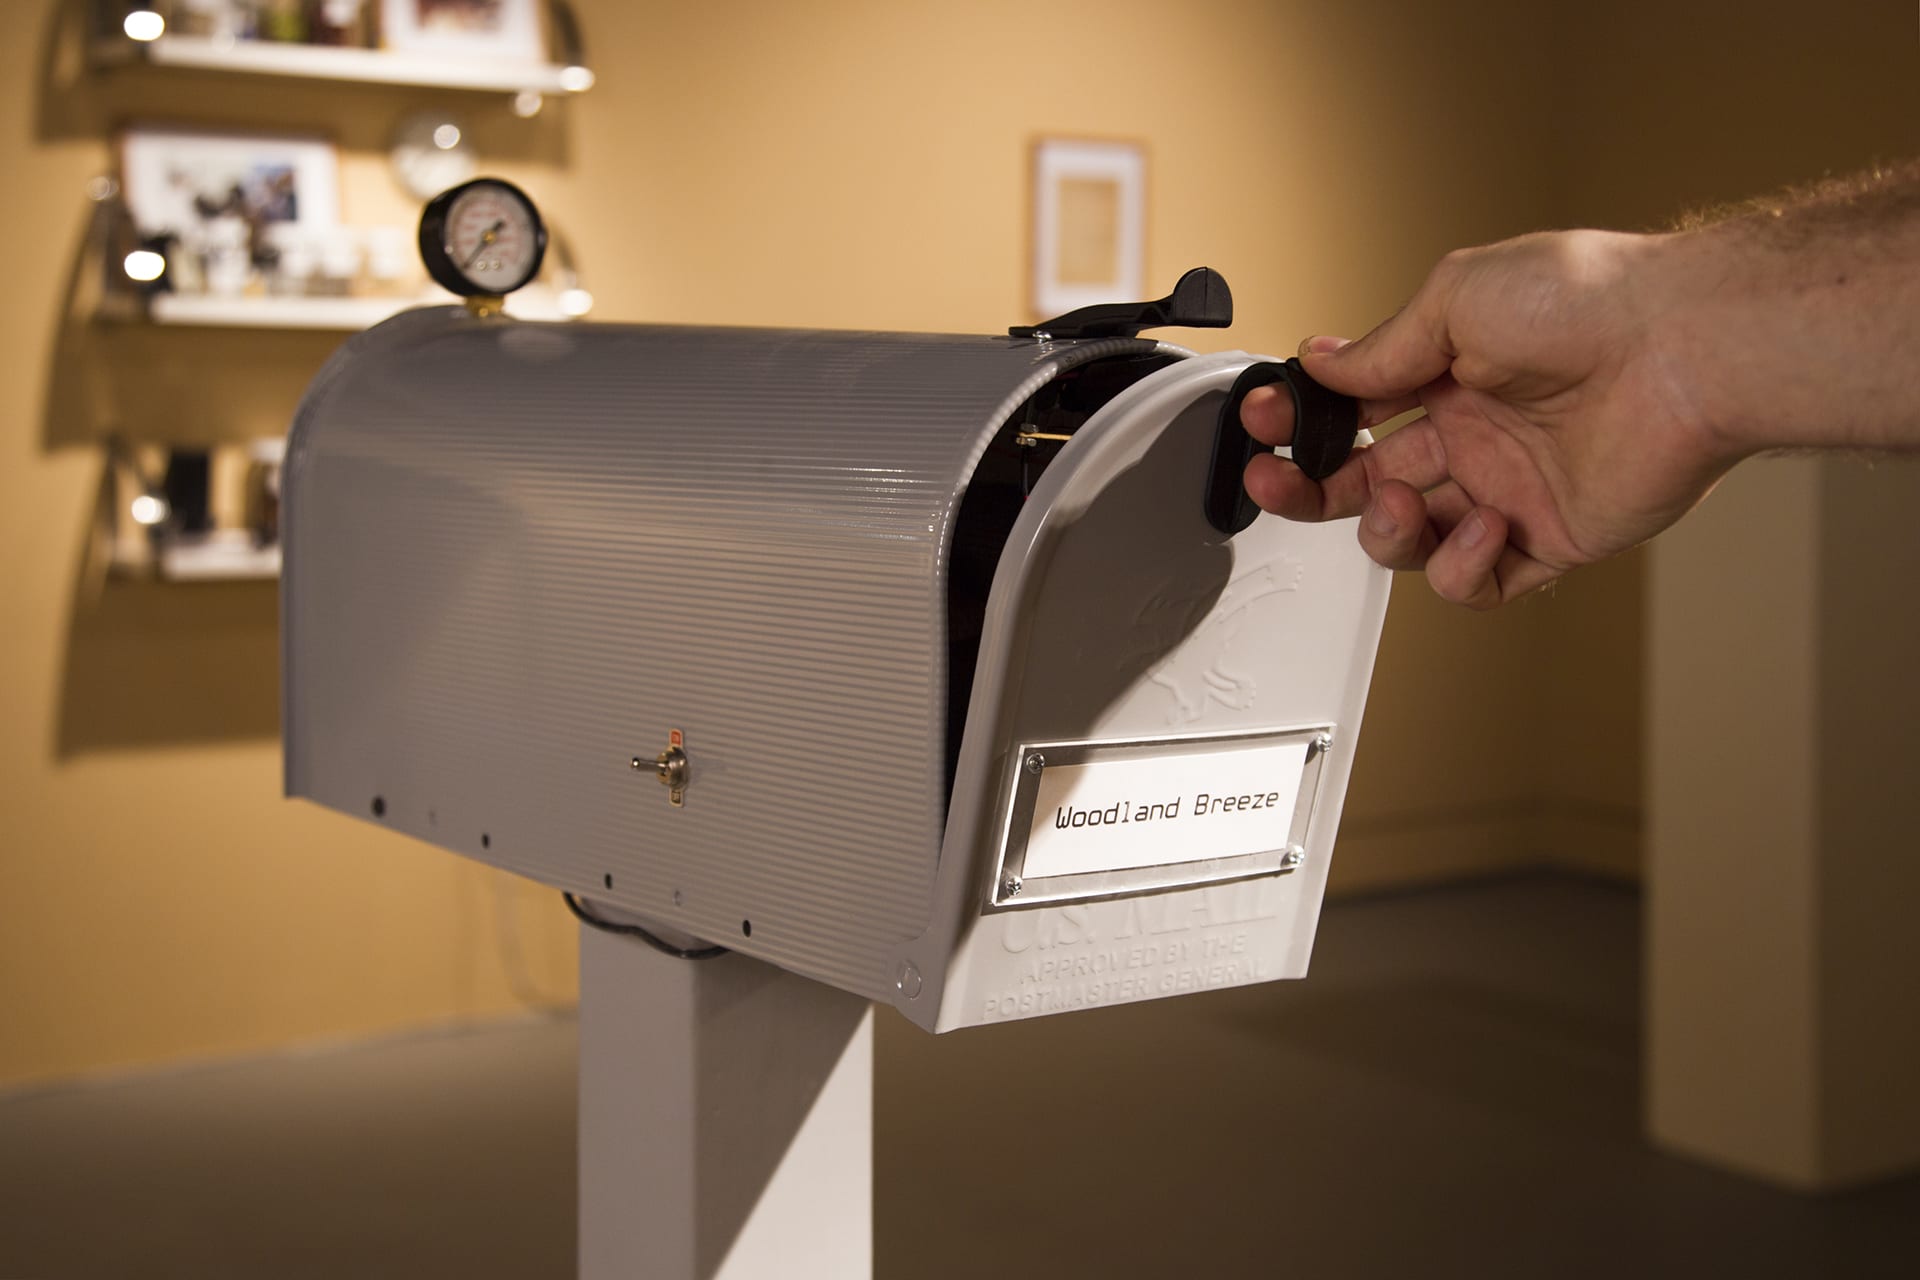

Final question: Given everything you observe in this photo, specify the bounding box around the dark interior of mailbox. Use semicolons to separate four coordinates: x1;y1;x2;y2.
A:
943;352;1181;805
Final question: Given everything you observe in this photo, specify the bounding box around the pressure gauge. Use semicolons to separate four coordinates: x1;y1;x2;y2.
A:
418;178;547;299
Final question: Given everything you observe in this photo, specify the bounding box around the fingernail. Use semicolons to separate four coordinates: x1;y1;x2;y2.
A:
1364;500;1397;537
1460;512;1489;548
1297;335;1324;358
1297;335;1346;357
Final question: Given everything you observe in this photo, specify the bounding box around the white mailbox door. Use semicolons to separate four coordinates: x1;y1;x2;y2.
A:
902;351;1392;1032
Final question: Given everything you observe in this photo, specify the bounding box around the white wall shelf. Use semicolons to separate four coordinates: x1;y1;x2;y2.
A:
106;529;282;584
121;285;583;331
155;531;281;583
94;34;590;97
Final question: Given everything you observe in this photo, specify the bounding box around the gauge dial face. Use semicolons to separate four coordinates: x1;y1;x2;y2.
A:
421;179;546;297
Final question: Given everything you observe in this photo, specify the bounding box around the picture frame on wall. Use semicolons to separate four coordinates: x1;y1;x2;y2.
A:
1030;138;1147;318
380;0;547;62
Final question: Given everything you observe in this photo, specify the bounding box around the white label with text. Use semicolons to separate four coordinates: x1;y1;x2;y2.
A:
1020;742;1308;880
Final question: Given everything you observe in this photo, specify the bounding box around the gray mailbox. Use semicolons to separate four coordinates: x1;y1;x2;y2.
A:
281;267;1390;1034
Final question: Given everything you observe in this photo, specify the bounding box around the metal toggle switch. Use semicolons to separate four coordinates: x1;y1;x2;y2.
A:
634;728;689;807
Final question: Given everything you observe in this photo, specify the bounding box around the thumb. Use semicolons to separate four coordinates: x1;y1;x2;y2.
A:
1297;261;1461;400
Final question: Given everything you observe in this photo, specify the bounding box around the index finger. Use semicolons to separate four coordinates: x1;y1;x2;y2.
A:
1238;382;1422;449
1243;416;1451;523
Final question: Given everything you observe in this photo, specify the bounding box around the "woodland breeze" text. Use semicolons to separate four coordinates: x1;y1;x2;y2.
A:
1053;788;1285;830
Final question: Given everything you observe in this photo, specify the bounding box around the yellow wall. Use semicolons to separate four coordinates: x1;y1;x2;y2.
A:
1543;0;1920;877
3;0;1647;1088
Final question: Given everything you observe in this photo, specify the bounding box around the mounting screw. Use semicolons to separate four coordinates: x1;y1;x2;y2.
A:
1312;732;1334;756
1281;845;1305;871
1002;874;1023;899
1024;752;1046;775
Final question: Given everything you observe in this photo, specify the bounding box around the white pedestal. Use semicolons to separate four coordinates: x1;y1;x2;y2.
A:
1647;455;1920;1189
578;923;874;1279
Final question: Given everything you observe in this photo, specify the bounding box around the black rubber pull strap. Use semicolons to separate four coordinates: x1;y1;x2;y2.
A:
1203;358;1361;535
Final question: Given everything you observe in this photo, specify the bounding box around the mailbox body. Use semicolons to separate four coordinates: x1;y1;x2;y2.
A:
283;308;1389;1031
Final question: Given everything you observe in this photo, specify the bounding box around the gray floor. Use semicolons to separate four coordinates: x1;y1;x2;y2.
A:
3;874;1916;1278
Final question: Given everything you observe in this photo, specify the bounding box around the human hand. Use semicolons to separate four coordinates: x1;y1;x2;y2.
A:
1240;230;1741;608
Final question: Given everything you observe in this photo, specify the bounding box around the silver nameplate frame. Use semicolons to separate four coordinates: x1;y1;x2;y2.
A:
986;726;1332;912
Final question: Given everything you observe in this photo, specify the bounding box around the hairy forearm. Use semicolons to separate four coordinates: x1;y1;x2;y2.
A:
1647;160;1920;461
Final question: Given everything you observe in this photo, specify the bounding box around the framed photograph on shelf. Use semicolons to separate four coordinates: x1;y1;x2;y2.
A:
120;126;340;238
1030;137;1147;318
381;0;546;62
119;126;340;298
